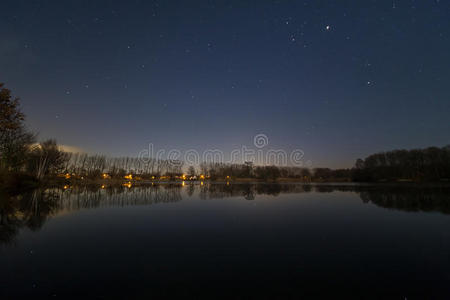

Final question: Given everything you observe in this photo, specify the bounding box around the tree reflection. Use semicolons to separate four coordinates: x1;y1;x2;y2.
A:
198;183;311;199
0;189;58;245
358;187;450;214
0;185;183;245
1;183;449;245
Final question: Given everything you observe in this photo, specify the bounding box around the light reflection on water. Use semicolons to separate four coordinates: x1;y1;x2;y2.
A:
1;183;450;298
2;183;450;221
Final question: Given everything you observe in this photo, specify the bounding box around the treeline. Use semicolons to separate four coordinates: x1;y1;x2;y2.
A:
198;162;356;182
196;148;450;182
54;146;450;183
2;138;184;182
198;162;313;181
63;153;183;179
352;147;450;182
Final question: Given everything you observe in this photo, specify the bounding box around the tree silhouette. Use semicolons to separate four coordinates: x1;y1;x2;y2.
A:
0;83;34;172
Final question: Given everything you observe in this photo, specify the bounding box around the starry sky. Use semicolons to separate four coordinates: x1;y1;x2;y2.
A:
1;0;449;168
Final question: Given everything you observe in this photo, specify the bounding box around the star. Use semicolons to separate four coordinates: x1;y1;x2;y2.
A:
326;25;331;31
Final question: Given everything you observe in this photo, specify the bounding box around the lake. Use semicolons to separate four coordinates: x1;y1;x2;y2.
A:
1;183;449;298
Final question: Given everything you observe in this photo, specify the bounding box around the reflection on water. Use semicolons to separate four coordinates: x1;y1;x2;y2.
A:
1;183;450;246
1;183;450;298
0;189;59;245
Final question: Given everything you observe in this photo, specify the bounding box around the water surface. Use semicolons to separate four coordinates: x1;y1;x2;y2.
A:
1;183;449;298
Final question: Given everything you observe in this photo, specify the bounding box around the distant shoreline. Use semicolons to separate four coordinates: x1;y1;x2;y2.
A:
44;178;450;188
2;176;450;195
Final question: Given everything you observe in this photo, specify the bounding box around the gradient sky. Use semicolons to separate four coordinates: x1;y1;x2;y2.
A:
1;0;449;168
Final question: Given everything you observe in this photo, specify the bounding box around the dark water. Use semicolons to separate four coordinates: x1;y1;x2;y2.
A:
1;183;450;299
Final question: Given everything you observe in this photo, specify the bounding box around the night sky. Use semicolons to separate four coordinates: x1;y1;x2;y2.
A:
1;0;449;168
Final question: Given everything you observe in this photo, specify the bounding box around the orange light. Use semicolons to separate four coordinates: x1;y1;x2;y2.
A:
122;181;132;188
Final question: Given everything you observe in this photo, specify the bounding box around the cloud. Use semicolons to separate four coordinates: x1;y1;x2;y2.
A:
58;144;84;153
